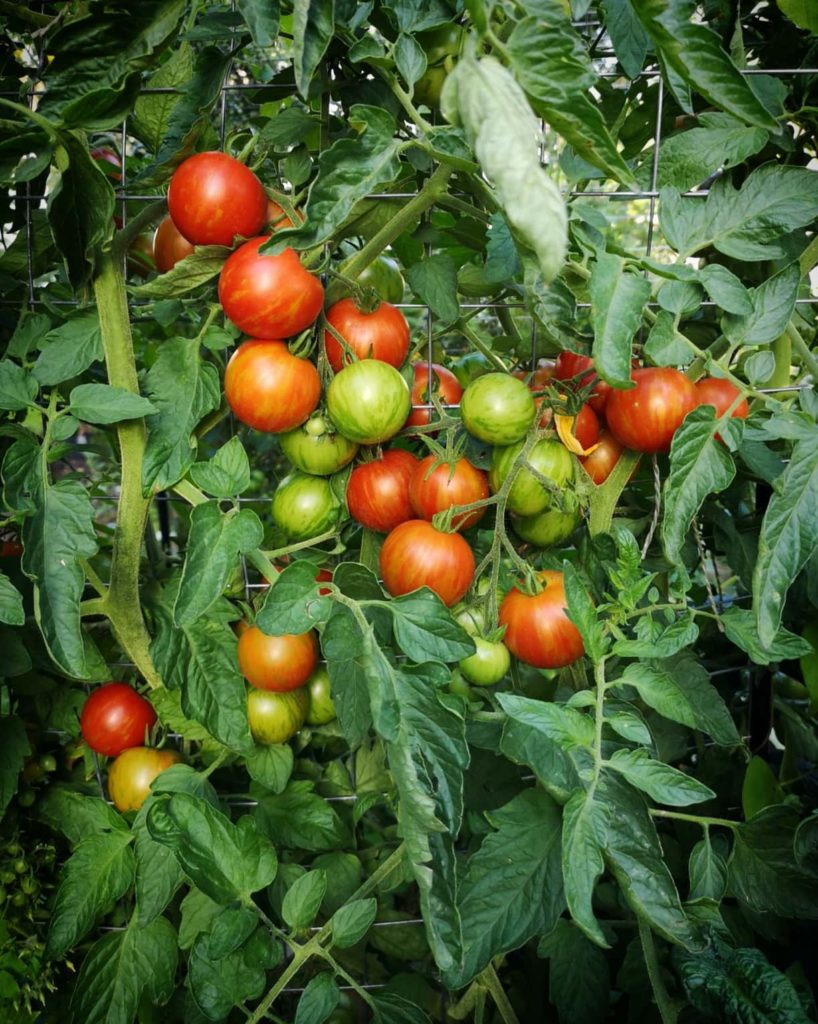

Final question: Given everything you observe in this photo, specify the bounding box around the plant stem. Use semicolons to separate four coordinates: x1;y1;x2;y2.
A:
337;163;453;282
245;939;319;1024
638;917;678;1024
587;451;641;537
480;963;521;1024
111;199;167;259
649;808;739;829
786;319;818;379
459;321;510;372
93;252;162;688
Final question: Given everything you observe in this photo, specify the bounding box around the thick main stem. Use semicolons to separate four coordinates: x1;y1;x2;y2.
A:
93;253;162;688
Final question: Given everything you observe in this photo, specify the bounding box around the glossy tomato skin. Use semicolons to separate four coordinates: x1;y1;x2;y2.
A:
305;666;337;725
459;638;510;686
460;373;536;445
406;363;462;426
324;298;410;372
279;416;359;476
152;215;195;273
357;257;405;304
409;455;489;531
606;368;698;454
554;352;611;416
107;747;182;812
272;473;341;541
168;152;267;246
695;377;750;422
80;683;157;758
580;431;626;485
489;439;575;517
346;449;419;532
219;237;324;338
248;687;309;745
265;199;298;230
499;570;585;669
512;503;581;548
237;625;318;692
225;340;320;433
380;520;475;607
327;359;411;445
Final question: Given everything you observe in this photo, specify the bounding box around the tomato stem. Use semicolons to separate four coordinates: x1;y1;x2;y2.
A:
637;917;679;1024
479;962;521;1024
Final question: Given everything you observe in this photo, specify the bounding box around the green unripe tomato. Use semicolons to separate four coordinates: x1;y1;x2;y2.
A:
512;503;581;548
0;870;15;885
13;859;26;875
11;891;25;908
20;876;38;896
357;256;405;304
272;472;342;541
490;439;575;517
413;24;464;107
458;638;511;686
5;842;22;857
248;687;309;745
460;373;536;445
451;352;493;389
305;666;337;726
454;605;485;637
39;754;57;773
279;417;359;476
17;790;35;808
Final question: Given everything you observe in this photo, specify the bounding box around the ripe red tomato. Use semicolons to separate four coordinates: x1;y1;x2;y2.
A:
107;747;182;812
409;455;489;531
324;298;409;372
218;237;324;338
695;377;750;426
248;688;309;745
540;401;600;451
80;683;157;758
224;340;320;433
606;368;698;453
346;449;419;532
406;362;462;426
0;535;22;557
554;352;611;416
237;625;318;692
167;152;268;246
580;431;627;485
326;359;411;445
513;359;556;390
499;570;584;669
153;215;195;273
380;520;475;606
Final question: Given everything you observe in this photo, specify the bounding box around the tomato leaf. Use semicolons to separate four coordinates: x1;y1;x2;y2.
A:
613;655;740;746
0;572;24;627
497;693;595;750
661;405;736;564
600;0;649;79
236;0;280;47
698;263;754;315
722;606;812;666
68;383;157;424
405;254;460;326
188;436;251;497
688;834;728;901
46;831;136;958
500;719;578;804
282;869;327;929
173;502;263;627
396;33;427;87
255;780;350;852
292;0;334;99
141;338;221;494
0;360;38;411
606;748;715;806
131;41;195;154
381;589;475;664
245;743;293;794
653;112;768;191
612;615;699;659
187;929;277;1018
330;897;378;949
129;245;231;298
256;560;332;636
295;973;341;1024
602;774;703;948
21;478;107;680
0;716;29;820
562;561;608;662
507;12;636;186
539;919;611;1024
753;436;818;650
70;915;178;1024
38;785;127;844
31;311;103;386
561;788;609;948
630;0;778;129
445;789;564;988
589;252;651;388
146;792;277;903
722;263;800;347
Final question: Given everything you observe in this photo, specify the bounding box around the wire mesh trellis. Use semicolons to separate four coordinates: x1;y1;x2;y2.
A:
5;4;818;1010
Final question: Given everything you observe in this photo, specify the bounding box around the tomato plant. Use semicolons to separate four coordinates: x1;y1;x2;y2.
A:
606;367;699;453
80;683;157;757
346;448;419;532
323;297;410;372
460;372;536;444
380;520;475;606
247;688;309;745
272;473;342;540
499;571;585;669
237;625;318;692
405;362;462;426
356;255;405;303
224;340;321;433
167;151;268;247
218;237;324;338
107;747;183;812
409;455;489;530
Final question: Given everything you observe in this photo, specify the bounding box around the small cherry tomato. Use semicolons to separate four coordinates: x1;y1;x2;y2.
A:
107;747;182;813
326;359;411;445
237;625;318;692
80;683;158;758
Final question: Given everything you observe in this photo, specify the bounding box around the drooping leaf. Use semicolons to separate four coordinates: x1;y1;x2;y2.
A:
236;0;280;47
561;788;609;947
589;252;651;388
292;0;334;99
722;606;812;666
0;716;30;820
538;919;611;1024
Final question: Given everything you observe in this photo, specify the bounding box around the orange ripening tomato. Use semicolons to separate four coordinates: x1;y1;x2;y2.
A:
107;747;182;812
380;520;475;606
580;431;627;485
695;377;749;441
224;340;320;433
606;368;698;454
237;625;319;692
405;362;462;426
152;215;195;273
499;570;585;669
167;151;268;246
324;298;410;372
409;455;489;531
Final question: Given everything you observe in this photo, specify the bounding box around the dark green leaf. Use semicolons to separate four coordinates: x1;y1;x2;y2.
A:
612;615;698;659
643;310;695;366
654;113;768;191
0;716;29;819
370;991;432;1024
142;338;221;494
396;33;427;86
607;748;715;806
448;789;564;987
0;360;37;411
590;252;651;388
500;719;578;804
631;0;778;129
600;0;648;78
70;916;178;1024
539;919;610;1024
237;0;280;46
688;835;728;900
699;263;754;315
255;781;350;851
245;743;293;794
561;788;608;947
188;436;251;497
188;929;272;1018
32;312;103;386
722;607;811;665
0;573;24;627
132;42;195;153
722;263;799;347
330;898;378;949
174;503;263;626
742;756;785;820
208;906;258;959
753;436;818;649
256;560;332;636
295;973;340;1024
38;785;127;844
405;255;460;325
147;792;277;903
384;589;474;664
282;870;327;929
563;561;608;661
46;831;135;957
292;0;334;98
68;383;157;424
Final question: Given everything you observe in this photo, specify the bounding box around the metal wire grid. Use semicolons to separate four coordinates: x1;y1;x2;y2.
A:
6;9;817;1011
